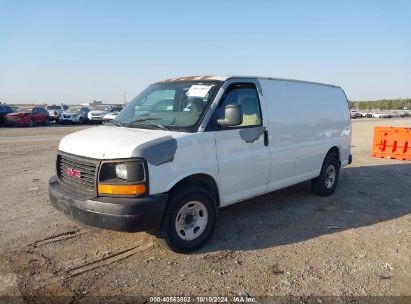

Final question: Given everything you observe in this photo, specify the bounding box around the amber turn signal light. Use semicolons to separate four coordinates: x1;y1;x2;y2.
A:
98;184;146;195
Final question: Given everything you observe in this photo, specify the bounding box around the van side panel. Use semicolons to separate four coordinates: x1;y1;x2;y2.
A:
258;79;351;192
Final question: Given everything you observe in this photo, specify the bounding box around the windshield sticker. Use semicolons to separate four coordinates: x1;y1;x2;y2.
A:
186;85;213;97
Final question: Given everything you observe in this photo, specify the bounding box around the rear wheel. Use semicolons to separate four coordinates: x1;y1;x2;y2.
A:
311;155;340;196
162;185;217;253
78;117;83;125
28;119;34;127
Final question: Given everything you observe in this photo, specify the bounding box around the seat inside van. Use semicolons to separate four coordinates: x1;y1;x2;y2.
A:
239;96;260;126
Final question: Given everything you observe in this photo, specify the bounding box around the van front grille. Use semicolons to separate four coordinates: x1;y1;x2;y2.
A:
57;153;99;198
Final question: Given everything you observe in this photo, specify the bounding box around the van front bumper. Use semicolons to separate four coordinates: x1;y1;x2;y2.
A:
48;176;168;232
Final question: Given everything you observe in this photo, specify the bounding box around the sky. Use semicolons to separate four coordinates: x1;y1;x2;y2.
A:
0;0;410;104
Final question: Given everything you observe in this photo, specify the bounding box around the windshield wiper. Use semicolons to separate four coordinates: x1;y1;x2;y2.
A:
127;117;161;123
126;117;169;131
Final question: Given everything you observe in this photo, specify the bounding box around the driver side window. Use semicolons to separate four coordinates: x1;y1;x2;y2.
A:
219;86;262;127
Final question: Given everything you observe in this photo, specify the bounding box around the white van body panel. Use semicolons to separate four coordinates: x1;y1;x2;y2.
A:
213;127;270;205
258;79;351;193
148;132;219;197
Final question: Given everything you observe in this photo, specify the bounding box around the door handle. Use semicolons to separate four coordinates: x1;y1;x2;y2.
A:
263;130;269;146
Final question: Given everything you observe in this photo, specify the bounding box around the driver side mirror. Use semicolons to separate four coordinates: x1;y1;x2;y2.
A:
217;104;242;127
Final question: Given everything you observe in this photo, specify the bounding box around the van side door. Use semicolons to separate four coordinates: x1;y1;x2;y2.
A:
208;82;270;206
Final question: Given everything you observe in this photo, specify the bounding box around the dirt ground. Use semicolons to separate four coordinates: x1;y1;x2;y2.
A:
0;119;410;302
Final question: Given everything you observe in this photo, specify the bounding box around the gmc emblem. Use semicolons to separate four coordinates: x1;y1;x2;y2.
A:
66;167;81;179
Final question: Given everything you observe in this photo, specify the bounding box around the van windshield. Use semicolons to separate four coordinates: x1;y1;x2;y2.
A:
115;81;221;132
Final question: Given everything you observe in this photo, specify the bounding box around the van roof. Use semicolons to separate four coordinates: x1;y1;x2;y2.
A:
160;75;340;89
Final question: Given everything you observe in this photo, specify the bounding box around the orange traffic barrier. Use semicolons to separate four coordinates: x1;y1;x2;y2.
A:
372;126;411;161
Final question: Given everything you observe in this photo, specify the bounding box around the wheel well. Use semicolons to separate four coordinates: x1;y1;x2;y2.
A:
326;146;341;163
170;174;220;206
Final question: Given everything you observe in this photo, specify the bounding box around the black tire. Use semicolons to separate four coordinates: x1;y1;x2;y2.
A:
44;118;49;126
28;119;34;127
311;155;340;196
162;185;217;253
78;117;83;125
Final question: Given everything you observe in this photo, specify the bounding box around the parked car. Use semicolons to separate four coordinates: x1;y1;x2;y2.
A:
0;104;14;124
59;106;90;124
372;112;392;118
49;75;352;253
89;105;124;124
87;106;108;124
350;110;361;119
102;106;124;123
5;107;50;127
46;105;68;122
102;112;118;123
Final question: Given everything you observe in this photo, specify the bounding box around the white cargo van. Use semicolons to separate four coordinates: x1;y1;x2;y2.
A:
49;76;352;252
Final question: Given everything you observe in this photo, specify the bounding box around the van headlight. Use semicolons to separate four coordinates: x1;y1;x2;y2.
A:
98;160;147;195
115;163;128;179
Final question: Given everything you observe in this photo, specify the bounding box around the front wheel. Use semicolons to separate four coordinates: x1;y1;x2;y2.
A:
311;155;340;196
27;119;34;127
162;185;217;253
78;117;83;125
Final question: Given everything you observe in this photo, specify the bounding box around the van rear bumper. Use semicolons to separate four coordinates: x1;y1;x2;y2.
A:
48;176;168;232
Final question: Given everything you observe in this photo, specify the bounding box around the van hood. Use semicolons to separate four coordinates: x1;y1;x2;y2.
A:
59;126;180;160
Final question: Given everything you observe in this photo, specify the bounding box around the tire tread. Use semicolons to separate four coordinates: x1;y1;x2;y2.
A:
311;156;340;196
161;184;217;253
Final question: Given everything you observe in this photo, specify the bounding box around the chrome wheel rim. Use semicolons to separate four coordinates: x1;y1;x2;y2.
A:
325;165;336;189
175;201;208;241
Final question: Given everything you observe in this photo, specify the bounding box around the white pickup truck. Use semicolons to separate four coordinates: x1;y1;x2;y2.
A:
46;105;68;122
49;75;352;252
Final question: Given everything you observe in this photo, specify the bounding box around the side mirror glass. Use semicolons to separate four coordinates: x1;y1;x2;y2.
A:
217;104;242;127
